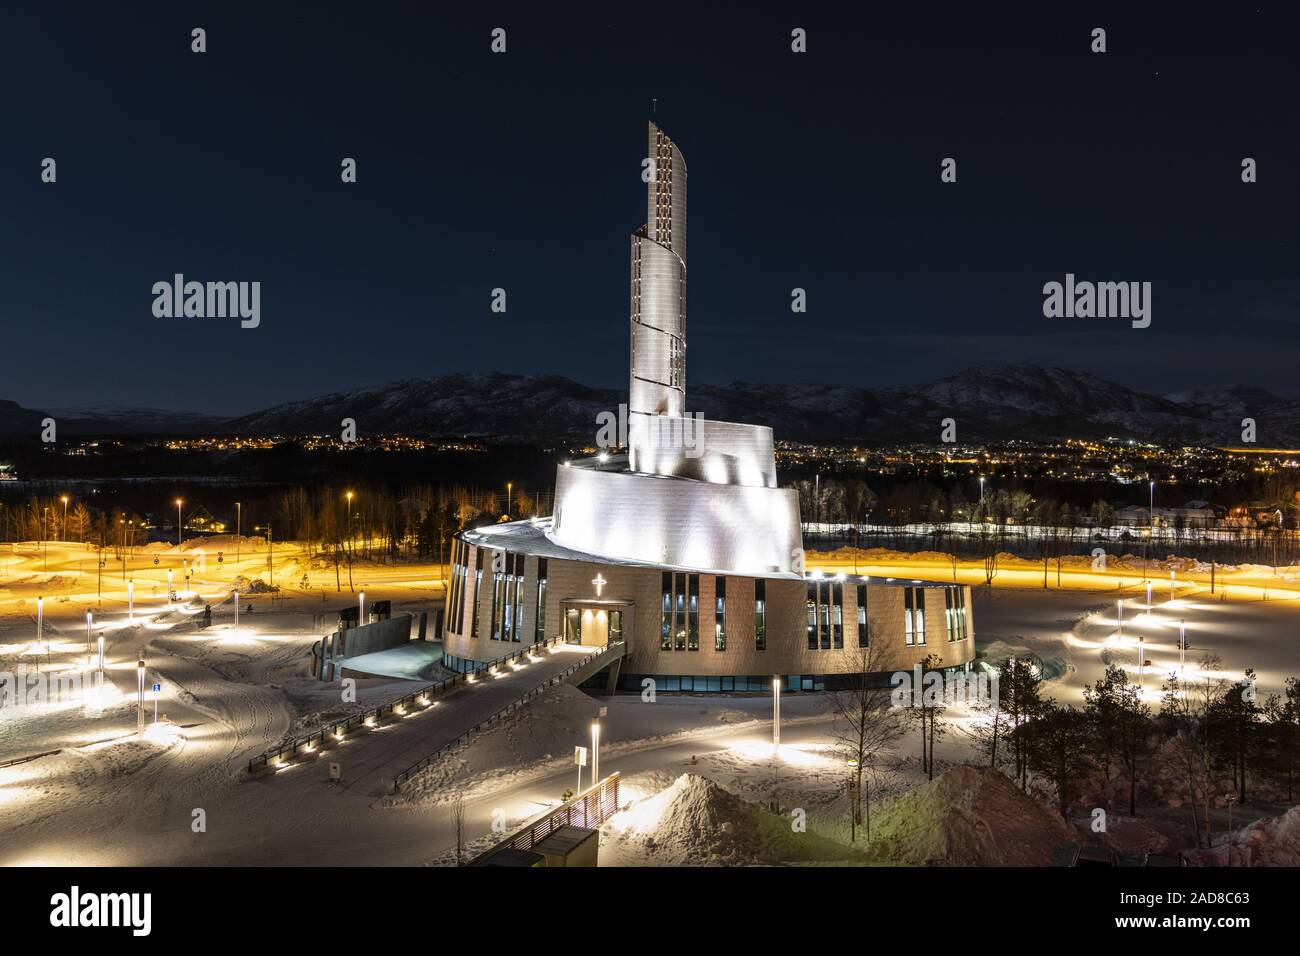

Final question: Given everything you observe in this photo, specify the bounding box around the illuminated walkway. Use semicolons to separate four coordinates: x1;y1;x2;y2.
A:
254;643;602;797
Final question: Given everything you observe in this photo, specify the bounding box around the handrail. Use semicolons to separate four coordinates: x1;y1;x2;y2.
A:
390;641;625;792
247;635;570;774
464;772;622;866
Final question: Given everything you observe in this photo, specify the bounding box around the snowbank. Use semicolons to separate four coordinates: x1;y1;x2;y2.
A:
867;765;1075;865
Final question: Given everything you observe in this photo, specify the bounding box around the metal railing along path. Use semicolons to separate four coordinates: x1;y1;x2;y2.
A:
246;635;571;774
390;641;625;792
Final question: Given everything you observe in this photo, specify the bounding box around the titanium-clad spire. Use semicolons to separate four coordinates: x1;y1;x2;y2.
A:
629;122;688;470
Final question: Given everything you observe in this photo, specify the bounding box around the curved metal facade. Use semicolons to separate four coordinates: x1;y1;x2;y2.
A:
629;122;688;456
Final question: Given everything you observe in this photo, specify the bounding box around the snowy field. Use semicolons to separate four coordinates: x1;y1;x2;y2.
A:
3;539;1299;866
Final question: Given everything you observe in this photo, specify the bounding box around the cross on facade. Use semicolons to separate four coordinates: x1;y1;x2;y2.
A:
592;573;607;597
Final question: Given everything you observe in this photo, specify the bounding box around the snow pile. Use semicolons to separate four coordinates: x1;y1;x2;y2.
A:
604;772;859;866
607;773;762;864
1185;806;1300;866
867;765;1075;865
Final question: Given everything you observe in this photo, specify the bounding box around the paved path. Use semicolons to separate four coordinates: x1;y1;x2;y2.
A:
256;643;597;797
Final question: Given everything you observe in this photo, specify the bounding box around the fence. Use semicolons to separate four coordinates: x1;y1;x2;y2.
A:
465;772;622;866
247;634;570;774
390;641;624;792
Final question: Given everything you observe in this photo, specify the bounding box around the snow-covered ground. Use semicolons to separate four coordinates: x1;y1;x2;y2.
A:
4;538;1299;866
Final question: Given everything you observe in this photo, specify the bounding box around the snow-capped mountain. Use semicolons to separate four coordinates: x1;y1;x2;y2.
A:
220;365;1300;446
5;365;1299;445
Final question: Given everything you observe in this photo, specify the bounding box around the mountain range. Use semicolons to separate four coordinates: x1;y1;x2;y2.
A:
3;366;1298;447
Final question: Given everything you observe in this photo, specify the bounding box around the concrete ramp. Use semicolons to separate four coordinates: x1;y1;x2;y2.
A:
339;642;444;681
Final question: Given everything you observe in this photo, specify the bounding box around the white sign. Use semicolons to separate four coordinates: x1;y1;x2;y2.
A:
329;762;341;781
598;706;607;718
152;683;161;693
574;746;588;767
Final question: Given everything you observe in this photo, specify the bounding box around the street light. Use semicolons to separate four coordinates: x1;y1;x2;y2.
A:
772;677;782;748
506;482;513;518
591;718;601;783
235;501;241;571
137;660;146;735
1116;598;1123;642
60;495;69;542
175;499;184;548
128;579;134;620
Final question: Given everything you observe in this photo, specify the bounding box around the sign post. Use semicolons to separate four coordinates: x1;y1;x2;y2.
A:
574;745;588;793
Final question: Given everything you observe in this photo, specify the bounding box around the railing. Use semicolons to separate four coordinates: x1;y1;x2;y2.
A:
465;772;622;866
247;635;571;774
390;641;625;792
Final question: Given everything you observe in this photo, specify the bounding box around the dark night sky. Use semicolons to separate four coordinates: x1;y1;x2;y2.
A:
2;3;1298;415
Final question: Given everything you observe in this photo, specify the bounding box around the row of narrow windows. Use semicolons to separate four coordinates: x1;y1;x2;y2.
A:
467;549;548;644
457;545;967;652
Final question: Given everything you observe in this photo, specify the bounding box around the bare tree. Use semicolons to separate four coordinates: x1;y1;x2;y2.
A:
453;794;466;867
828;642;903;842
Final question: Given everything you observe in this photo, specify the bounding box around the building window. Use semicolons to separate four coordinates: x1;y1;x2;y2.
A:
831;581;843;649
856;583;868;647
471;548;484;639
714;577;726;651
534;558;547;643
661;571;672;651
905;587;926;646
491;553;506;641
565;607;580;643
806;581;818;650
945;587;967;642
510;554;523;643
687;575;699;651
448;538;468;633
755;579;766;651
674;573;687;651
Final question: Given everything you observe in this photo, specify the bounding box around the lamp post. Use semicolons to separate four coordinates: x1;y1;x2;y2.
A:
1145;581;1152;610
591;718;601;784
137;659;146;735
85;610;93;656
175;498;184;548
234;590;240;640
97;634;104;677
128;579;134;620
235;501;241;572
345;491;354;553
1144;480;1154;581
506;482;513;518
61;494;69;542
168;568;174;604
36;595;44;655
1179;619;1186;671
772;677;782;748
359;590;366;625
1117;598;1123;642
